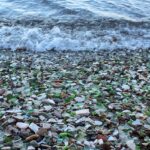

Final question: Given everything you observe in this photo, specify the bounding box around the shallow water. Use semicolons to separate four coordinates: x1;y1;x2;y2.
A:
0;0;150;51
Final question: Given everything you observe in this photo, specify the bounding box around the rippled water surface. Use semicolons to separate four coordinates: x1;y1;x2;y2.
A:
0;0;150;51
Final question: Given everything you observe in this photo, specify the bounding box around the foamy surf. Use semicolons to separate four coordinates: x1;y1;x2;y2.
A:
0;23;150;51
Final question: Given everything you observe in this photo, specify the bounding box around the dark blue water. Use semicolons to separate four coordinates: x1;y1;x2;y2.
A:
0;0;150;51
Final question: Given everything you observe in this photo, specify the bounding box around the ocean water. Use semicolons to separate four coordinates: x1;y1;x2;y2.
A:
0;0;150;51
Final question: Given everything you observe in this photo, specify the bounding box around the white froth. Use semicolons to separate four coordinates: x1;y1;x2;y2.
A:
0;26;149;51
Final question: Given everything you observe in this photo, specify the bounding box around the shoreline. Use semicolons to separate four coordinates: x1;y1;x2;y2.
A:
0;49;150;149
0;49;150;64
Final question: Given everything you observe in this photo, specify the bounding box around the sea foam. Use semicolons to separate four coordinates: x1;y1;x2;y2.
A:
0;25;149;51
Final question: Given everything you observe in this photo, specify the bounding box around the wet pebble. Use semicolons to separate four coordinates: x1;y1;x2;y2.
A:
42;123;51;129
132;119;142;126
42;99;55;105
75;109;90;116
26;134;39;142
108;136;117;141
29;123;40;133
37;128;48;136
1;147;11;150
144;124;150;130
27;146;36;150
53;111;62;119
126;140;136;150
0;89;5;96
75;96;85;102
122;84;130;91
30;140;39;147
94;121;102;126
147;117;150;124
14;115;24;121
16;122;29;129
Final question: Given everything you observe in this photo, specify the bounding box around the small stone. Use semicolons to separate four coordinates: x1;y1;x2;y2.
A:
108;103;120;110
113;129;119;136
94;139;98;144
53;98;63;103
64;126;76;132
33;100;41;107
75;96;85;102
83;141;95;148
135;113;146;119
43;99;55;105
14;115;24;120
48;131;52;137
75;117;86;124
48;118;57;123
6;110;22;113
29;123;40;133
30;140;39;147
118;126;129;142
44;106;52;111
84;140;91;146
1;147;11;150
116;88;122;92
11;77;16;80
42;123;51;129
16;122;29;129
142;143;149;146
123;110;131;113
92;99;97;104
31;95;37;99
108;136;117;141
94;121;102;126
126;140;136;150
37;93;46;101
144;124;150;130
53;111;62;119
147;117;150;124
98;139;104;145
10;62;17;67
85;118;94;124
75;109;90;116
0;89;5;96
19;130;30;138
37;128;48;136
8;118;16;124
26;134;39;141
132;119;142;126
39;115;45;121
27;146;35;150
0;96;4;102
122;84;130;91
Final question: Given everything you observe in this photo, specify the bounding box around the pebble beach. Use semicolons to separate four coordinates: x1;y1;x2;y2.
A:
0;49;150;150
